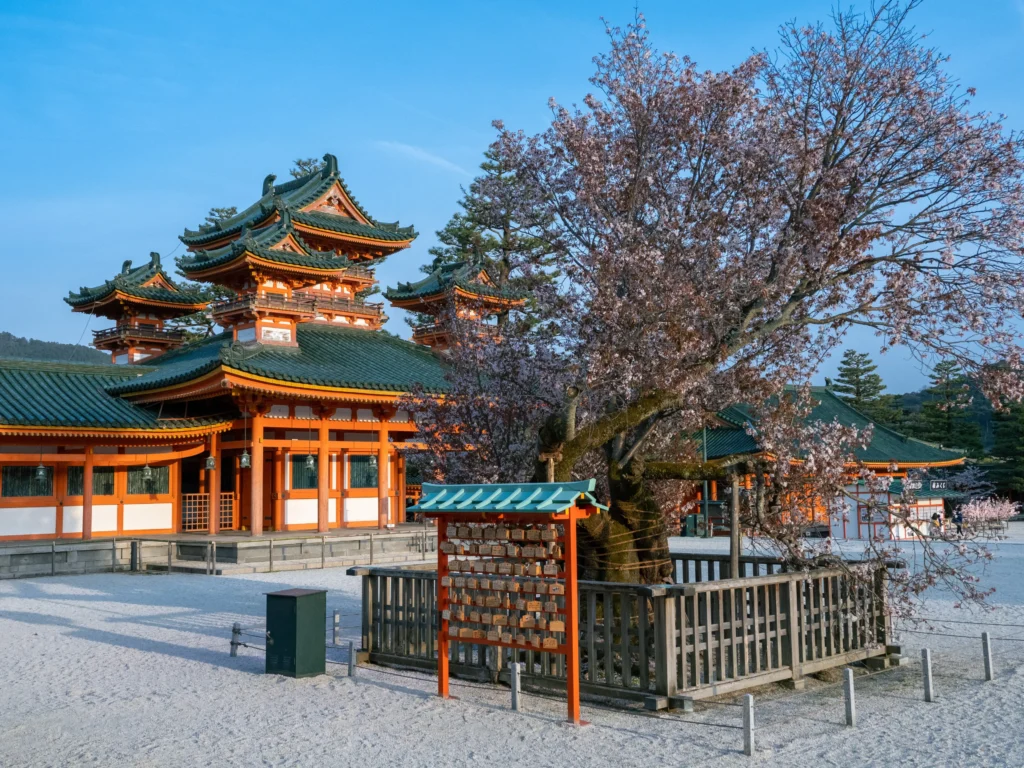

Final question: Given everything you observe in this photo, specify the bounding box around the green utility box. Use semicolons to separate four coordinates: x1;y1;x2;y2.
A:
265;588;327;678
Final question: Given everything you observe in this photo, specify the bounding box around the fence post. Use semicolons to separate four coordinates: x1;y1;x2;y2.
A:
511;661;522;711
269;540;274;572
922;648;934;702
361;573;372;655
873;566;891;646
369;534;374;564
333;610;341;646
112;538;117;572
652;588;678;704
206;542;212;575
742;694;754;756
843;668;856;727
321;536;327;570
51;541;56;576
230;622;241;657
982;632;993;681
786;577;804;688
130;540;139;572
348;639;356;677
167;541;173;575
211;542;216;575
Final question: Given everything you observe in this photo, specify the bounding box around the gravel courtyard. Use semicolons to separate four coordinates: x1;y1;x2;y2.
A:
2;528;1023;767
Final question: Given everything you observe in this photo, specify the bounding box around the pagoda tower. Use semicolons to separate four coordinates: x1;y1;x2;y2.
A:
178;153;415;346
384;260;524;351
66;252;208;364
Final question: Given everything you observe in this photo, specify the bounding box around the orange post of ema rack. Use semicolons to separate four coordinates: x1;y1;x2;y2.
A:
409;480;606;725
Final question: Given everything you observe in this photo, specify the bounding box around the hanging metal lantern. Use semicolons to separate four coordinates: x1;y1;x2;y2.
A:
240;450;251;469
35;463;47;483
142;464;153;481
368;454;378;471
305;454;316;471
205;454;217;471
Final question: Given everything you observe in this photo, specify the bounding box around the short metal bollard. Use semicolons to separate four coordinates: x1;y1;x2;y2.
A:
348;640;356;677
321;536;327;569
511;662;522;712
51;541;56;576
982;632;994;681
268;541;274;572
742;694;754;756
230;622;241;657
167;541;173;575
843;668;856;727
333;610;341;646
922;648;934;702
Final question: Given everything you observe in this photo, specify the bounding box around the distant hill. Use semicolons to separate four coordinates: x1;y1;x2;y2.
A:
0;332;109;364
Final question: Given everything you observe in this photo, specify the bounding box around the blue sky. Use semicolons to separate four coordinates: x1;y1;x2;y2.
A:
0;0;1021;392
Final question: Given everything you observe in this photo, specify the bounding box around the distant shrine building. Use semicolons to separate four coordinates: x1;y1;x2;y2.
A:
0;155;512;541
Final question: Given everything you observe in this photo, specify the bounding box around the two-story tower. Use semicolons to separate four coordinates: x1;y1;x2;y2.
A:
178;153;415;346
384;260;524;351
65;252;208;364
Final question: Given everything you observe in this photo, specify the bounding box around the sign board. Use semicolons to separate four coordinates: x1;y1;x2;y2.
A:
411;481;605;725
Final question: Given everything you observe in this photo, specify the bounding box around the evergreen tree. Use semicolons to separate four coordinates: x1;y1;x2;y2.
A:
827;350;902;424
290;158;324;178
918;360;984;456
992;403;1024;492
409;147;555;328
203;206;237;226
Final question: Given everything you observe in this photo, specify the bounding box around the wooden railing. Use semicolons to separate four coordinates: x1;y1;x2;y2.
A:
354;559;893;707
180;493;209;532
670;553;791;584
219;492;235;530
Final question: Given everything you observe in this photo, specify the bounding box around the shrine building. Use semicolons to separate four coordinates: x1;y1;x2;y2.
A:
0;154;465;541
692;387;966;540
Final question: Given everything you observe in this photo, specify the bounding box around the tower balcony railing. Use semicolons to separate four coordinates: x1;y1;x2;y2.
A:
212;293;384;320
412;321;501;341
93;325;187;344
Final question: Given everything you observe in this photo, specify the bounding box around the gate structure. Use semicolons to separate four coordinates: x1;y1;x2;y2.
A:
411;480;605;724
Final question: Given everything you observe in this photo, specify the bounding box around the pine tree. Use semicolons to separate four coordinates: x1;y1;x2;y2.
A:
992;403;1024;492
409;147;555;328
830;350;885;407
290;158;324;178
203;206;237;226
918;360;984;456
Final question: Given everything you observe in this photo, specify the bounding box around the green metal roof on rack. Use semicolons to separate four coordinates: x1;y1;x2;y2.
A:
65;252;206;308
410;480;608;515
180;153;417;247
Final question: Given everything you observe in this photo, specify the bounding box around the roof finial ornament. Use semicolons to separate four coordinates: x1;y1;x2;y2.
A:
321;153;338;178
121;260;132;275
262;174;277;195
149;252;161;267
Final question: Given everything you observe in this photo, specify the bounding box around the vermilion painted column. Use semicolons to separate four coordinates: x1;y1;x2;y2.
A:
564;509;580;724
207;432;220;535
377;421;389;530
317;414;329;533
250;413;264;536
272;448;284;532
82;446;94;541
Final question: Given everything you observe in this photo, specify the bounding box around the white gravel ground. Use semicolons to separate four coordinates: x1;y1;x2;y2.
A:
2;526;1023;767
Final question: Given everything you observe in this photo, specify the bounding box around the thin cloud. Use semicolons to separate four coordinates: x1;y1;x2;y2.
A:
374;141;471;177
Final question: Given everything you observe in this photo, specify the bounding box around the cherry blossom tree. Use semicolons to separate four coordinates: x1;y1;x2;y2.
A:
410;2;1024;591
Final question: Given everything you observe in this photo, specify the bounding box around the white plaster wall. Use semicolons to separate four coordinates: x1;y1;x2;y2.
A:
123;503;172;531
62;504;118;534
285;498;318;525
329;497;337;525
344;497;378;523
0;507;57;537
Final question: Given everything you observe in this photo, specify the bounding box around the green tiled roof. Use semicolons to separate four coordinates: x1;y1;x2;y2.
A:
888;479;966;500
178;219;354;275
180;153;417;247
698;387;964;466
108;324;449;396
66;252;205;308
384;261;522;302
0;359;222;430
410;480;607;515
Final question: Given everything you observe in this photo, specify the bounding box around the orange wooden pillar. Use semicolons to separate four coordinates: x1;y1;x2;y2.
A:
377;421;389;529
437;514;450;698
564;508;581;725
317;413;329;534
272;448;285;532
207;432;220;535
250;412;264;536
82;446;94;541
397;454;407;523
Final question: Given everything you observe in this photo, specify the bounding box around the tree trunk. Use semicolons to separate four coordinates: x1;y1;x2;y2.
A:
577;459;672;584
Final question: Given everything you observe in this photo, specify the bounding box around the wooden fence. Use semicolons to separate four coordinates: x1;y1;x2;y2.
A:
353;555;894;708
